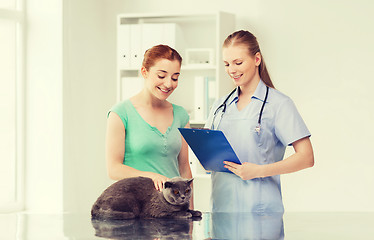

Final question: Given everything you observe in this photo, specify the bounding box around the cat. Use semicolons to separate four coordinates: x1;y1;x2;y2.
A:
91;176;202;220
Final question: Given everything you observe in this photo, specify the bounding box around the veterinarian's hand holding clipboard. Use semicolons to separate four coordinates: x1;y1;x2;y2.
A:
178;128;241;173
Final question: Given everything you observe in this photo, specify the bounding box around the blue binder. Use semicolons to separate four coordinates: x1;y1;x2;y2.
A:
178;128;241;173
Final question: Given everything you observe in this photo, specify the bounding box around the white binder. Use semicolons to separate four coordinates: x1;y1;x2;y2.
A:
130;24;143;69
162;23;177;48
142;24;164;54
194;76;206;122
117;24;131;69
141;23;177;54
117;23;179;70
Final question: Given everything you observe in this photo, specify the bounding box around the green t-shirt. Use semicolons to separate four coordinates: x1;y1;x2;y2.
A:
109;99;190;178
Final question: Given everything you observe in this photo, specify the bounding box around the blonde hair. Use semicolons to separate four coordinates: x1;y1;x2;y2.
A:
223;30;274;88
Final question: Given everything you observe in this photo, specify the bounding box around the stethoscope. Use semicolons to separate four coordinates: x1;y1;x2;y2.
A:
211;86;269;135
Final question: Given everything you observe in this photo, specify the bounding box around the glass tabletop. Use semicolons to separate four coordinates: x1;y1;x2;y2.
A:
1;211;373;239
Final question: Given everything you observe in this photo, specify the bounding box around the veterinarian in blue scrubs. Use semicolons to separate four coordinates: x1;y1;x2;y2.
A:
205;30;314;212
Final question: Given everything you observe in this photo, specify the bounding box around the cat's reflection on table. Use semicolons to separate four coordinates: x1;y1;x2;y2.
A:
91;216;201;240
210;212;284;240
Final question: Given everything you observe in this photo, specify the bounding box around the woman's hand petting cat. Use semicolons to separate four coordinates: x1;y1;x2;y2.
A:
146;172;169;191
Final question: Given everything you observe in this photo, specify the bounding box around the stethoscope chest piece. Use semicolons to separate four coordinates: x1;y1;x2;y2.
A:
255;124;261;135
254;86;269;135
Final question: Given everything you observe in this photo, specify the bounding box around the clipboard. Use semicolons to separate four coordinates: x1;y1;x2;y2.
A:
178;128;241;173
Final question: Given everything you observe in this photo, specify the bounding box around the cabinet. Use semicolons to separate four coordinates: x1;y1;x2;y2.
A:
117;12;235;212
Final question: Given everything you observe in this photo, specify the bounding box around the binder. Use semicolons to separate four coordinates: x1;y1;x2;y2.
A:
141;23;177;54
194;76;206;122
130;24;143;69
206;76;216;118
194;76;215;121
117;23;180;70
179;128;241;173
117;24;131;69
162;23;177;48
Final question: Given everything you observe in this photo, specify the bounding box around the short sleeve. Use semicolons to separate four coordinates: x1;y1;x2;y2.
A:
274;97;311;146
173;104;190;127
107;101;129;129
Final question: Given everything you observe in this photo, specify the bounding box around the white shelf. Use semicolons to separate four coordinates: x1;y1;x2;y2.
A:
119;64;217;72
117;12;220;22
119;67;139;71
181;64;216;70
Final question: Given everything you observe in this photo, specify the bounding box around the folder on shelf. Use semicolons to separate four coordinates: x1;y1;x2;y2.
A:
178;128;241;173
117;24;131;69
130;24;143;69
194;76;206;122
141;23;177;54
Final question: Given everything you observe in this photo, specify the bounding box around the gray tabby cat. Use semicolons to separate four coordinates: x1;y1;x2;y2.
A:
91;176;202;219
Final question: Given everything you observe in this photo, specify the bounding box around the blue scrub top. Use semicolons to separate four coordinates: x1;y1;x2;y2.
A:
205;80;311;213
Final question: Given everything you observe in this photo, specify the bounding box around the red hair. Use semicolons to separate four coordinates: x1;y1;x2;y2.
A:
142;45;182;70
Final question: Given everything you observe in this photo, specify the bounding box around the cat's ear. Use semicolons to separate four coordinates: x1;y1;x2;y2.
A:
187;178;194;185
164;181;173;188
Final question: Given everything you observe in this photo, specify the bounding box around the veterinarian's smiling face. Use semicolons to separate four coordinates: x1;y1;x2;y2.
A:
142;59;180;100
222;44;261;88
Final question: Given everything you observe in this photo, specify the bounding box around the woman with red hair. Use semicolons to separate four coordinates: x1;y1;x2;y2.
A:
105;45;192;194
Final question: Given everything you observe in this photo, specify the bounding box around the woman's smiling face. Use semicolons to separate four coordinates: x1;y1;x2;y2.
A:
222;44;261;87
142;58;181;100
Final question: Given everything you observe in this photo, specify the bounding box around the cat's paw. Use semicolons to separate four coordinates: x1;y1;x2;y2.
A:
173;211;193;219
188;209;202;217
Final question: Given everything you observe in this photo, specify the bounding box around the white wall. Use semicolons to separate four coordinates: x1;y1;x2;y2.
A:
257;0;374;212
62;0;114;213
25;0;114;213
25;0;64;212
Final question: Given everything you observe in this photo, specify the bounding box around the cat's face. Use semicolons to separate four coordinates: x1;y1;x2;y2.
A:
162;177;193;206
